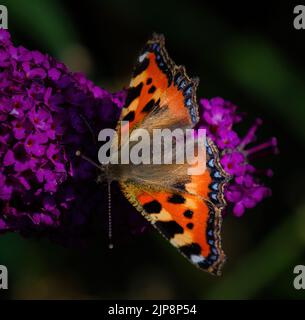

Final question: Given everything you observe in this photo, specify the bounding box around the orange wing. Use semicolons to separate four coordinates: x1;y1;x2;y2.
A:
118;34;229;274
120;137;229;275
119;34;199;136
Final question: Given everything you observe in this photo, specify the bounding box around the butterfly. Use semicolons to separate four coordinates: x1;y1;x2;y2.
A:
83;34;229;275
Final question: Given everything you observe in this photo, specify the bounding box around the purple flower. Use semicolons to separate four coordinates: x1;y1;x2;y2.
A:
198;97;278;217
3;143;37;172
0;172;13;201
0;29;134;243
221;152;246;176
9;95;32;118
24;133;48;156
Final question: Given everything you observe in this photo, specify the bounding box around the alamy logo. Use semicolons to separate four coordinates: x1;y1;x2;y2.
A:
97;122;207;175
0;5;8;29
0;265;8;289
294;5;305;29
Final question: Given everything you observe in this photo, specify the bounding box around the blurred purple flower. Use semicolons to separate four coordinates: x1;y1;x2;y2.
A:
198;97;278;217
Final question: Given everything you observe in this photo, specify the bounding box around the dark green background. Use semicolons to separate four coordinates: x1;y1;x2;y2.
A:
0;0;305;299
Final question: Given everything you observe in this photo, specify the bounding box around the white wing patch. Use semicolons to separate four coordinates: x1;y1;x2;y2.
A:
190;254;205;264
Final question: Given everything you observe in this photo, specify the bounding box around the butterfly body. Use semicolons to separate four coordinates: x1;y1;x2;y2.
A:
101;34;229;275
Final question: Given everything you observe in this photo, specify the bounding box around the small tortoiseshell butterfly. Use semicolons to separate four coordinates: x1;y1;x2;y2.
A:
85;34;229;275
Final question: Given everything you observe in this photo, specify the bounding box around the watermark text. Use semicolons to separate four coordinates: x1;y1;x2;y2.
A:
0;265;8;289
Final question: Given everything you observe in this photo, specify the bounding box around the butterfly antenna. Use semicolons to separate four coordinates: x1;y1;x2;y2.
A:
107;180;114;249
79;114;97;147
75;150;102;171
76;150;114;248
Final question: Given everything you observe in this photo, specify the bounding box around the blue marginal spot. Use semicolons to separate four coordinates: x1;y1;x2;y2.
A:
212;183;218;191
208;158;214;168
208;230;213;237
207;147;212;155
211;192;217;200
214;171;222;178
190;108;196;116
212;248;218;255
175;76;183;86
186;98;192;106
185;86;192;96
178;80;187;90
208;240;214;245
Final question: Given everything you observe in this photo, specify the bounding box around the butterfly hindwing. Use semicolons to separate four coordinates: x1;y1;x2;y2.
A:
120;181;225;275
119;134;229;275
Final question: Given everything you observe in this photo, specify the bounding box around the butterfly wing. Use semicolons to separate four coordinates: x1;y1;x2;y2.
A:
120;137;228;275
118;34;199;136
121;183;225;275
117;34;229;274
